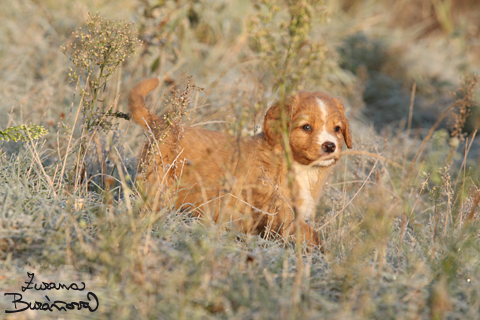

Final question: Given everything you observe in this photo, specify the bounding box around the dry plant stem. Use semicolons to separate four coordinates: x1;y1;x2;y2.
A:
25;145;36;180
399;211;408;249
73;133;87;192
319;159;379;231
206;57;259;94
431;199;441;260
340;155;348;228
70;214;88;252
24;130;57;199
401;101;457;193
147;148;187;215
59;80;83;191
341;150;403;169
6;105;15;128
62;13;142;190
373;144;399;197
128;57;186;94
113;149;132;186
191;120;228;127
112;146;135;232
222;194;275;216
406;82;416;139
51;132;62;185
65;222;73;265
432;0;455;34
443;175;452;238
466;189;480;223
399;175;430;245
449;76;478;142
93;134;106;188
452;131;477;231
73;95;121;194
31;0;65;41
278;96;303;307
462;138;468;220
231;150;258;213
259;166;294;213
404;82;416;166
143;213;155;255
113;67;123;113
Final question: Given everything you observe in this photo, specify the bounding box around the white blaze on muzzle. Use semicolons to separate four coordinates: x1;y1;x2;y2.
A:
316;97;339;156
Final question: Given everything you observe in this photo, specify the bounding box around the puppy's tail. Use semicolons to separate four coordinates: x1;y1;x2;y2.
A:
128;77;163;131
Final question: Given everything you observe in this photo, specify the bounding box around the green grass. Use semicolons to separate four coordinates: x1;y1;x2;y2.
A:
1;0;480;319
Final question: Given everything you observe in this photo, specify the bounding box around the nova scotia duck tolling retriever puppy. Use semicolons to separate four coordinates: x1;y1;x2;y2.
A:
129;77;352;250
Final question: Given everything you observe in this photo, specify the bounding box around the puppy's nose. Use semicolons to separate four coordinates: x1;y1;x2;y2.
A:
322;142;336;153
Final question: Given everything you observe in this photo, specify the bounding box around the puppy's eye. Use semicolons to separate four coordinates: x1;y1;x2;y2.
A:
302;125;312;132
334;126;341;133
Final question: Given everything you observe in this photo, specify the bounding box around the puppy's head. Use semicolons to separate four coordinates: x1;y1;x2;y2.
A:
264;91;352;167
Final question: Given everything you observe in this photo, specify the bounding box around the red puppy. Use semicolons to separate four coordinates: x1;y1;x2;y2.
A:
129;78;352;248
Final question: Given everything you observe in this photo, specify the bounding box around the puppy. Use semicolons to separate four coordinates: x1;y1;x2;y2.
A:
129;77;352;248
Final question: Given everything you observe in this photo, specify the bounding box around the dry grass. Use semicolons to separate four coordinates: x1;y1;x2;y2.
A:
1;0;480;319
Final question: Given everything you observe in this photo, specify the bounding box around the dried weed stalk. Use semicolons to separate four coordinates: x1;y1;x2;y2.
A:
138;77;203;209
248;0;328;97
162;76;204;158
61;13;142;189
62;12;141;132
448;75;479;142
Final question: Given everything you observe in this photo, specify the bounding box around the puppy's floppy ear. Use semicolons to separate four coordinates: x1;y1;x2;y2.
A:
263;98;295;146
263;104;281;146
333;98;353;149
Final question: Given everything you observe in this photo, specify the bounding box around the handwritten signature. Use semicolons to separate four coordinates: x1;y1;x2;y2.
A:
4;272;99;313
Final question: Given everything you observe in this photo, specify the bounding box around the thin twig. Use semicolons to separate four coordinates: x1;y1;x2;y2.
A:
318;159;379;231
404;82;416;166
401;101;457;193
466;189;480;223
340;150;403;169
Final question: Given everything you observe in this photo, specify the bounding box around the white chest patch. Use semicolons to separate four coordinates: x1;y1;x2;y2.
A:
292;162;321;222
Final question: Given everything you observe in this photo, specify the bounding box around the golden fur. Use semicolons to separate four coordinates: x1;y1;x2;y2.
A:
129;77;352;248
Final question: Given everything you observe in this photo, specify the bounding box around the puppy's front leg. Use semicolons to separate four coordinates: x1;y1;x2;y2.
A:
294;220;322;251
274;213;323;252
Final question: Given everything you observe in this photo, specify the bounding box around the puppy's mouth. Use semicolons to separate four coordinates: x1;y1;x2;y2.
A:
311;158;336;168
302;154;338;168
301;153;339;168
